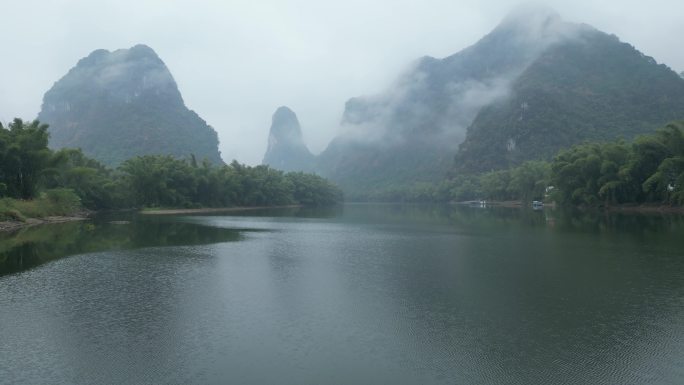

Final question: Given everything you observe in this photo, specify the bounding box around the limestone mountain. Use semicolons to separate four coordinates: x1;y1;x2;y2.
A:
262;106;314;172
313;6;684;195
38;44;222;166
316;6;587;194
454;26;684;173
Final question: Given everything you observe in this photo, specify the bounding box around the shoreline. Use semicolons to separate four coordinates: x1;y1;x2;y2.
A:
604;204;684;214
2;202;681;232
0;215;89;233
140;205;303;215
455;200;684;214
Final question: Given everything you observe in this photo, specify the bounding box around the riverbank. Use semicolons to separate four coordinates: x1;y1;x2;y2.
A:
605;204;684;214
140;205;302;215
0;190;91;233
454;200;558;209
0;214;89;233
454;200;683;214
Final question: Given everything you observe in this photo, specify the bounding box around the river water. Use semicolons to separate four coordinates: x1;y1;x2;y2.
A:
1;204;683;384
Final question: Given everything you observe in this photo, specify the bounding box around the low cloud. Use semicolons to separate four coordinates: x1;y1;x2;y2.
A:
1;0;682;164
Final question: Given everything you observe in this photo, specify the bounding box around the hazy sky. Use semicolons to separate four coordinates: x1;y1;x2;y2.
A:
2;0;683;164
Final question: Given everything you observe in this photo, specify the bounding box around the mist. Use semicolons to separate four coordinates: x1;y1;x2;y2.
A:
333;6;587;151
1;0;683;164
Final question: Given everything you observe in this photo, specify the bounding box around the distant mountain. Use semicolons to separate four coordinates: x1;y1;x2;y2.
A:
454;26;684;173
262;106;314;172
309;6;684;194
38;44;222;166
316;6;587;193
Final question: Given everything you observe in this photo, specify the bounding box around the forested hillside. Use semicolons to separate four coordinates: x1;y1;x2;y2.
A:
455;29;684;173
38;45;223;166
276;7;684;198
364;121;684;207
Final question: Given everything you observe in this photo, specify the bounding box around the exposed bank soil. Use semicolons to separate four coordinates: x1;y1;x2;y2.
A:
140;205;302;215
0;215;90;233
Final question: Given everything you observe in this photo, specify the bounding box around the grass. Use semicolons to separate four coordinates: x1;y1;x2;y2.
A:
0;189;83;221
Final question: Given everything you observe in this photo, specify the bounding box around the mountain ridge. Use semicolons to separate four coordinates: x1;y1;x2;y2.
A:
38;44;223;166
262;6;684;196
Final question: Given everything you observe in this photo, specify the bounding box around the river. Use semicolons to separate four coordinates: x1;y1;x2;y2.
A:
1;204;683;384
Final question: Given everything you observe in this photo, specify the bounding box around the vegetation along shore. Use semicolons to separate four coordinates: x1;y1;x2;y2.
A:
0;119;344;232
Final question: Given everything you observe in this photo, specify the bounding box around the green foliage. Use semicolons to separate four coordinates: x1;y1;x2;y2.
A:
509;160;550;202
116;156;343;209
0;189;82;221
1;117;343;218
379;122;684;207
479;170;513;201
285;172;343;206
550;121;684;206
354;160;550;204
43;148;117;209
1;209;26;222
0;119;53;199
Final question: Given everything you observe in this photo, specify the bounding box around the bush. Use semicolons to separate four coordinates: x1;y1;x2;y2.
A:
0;189;82;221
42;189;82;214
1;209;26;222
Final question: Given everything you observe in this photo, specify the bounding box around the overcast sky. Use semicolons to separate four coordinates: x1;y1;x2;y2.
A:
2;0;683;164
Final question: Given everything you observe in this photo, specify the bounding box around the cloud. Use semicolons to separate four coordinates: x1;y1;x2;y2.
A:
332;6;591;153
0;0;682;163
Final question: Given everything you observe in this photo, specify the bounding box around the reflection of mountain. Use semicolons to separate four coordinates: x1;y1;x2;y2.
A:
0;217;242;276
38;44;223;166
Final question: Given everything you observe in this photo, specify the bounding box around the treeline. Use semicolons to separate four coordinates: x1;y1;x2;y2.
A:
550;121;684;206
363;121;684;207
0;119;342;214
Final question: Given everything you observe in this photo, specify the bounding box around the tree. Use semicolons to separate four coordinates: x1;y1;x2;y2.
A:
0;119;52;199
509;160;550;203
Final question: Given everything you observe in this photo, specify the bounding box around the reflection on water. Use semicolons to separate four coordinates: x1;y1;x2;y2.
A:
3;205;684;276
0;204;683;385
0;214;243;276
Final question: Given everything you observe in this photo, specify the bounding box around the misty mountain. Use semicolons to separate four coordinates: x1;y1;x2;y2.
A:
262;106;314;172
455;25;684;173
38;44;222;166
315;6;588;193
308;6;684;194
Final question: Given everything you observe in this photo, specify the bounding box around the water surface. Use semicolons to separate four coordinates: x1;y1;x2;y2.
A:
1;205;683;384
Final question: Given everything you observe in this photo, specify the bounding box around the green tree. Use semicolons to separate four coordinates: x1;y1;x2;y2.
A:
0;119;52;199
509;160;551;203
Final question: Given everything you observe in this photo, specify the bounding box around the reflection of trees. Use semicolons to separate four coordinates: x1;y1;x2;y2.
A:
363;205;684;383
0;217;243;276
545;207;684;240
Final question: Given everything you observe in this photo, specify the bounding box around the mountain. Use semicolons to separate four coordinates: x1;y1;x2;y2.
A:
38;44;222;166
262;106;314;172
315;6;591;194
308;6;684;194
454;25;684;173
